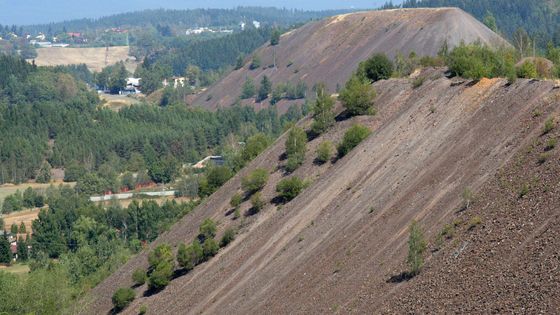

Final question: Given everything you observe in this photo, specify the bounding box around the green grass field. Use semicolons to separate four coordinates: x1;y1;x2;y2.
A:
0;264;30;275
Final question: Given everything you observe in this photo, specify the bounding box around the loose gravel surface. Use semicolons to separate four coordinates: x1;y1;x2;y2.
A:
85;73;560;314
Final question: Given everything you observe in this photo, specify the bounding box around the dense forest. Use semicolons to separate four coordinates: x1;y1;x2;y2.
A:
0;184;199;314
0;55;304;185
398;0;560;48
135;27;273;72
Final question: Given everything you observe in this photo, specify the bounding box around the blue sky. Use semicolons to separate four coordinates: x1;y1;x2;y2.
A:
0;0;397;25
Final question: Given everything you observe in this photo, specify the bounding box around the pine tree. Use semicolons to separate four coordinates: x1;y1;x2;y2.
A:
241;77;256;99
16;237;28;261
311;83;335;135
257;75;272;102
19;222;26;234
0;232;11;264
285;127;307;172
407;220;427;276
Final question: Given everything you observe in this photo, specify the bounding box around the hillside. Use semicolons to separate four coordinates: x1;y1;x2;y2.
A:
86;71;560;313
402;0;560;46
189;8;509;111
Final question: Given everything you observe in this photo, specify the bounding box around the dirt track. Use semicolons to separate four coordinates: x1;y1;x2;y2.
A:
85;71;560;314
190;8;508;112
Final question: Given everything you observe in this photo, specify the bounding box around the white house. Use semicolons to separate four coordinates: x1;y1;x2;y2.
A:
253;21;261;29
162;77;187;89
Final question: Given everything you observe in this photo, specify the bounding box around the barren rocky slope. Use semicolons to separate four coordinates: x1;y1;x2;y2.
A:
85;70;560;314
189;8;509;111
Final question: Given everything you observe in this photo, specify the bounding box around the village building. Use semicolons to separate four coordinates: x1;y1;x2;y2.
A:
162;76;187;89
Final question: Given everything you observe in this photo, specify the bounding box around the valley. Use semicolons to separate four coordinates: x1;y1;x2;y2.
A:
1;2;559;314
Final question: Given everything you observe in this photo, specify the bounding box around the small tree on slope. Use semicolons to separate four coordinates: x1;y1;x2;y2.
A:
407;220;427;276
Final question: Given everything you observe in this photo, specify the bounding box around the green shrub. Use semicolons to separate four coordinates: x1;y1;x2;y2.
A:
230;193;243;209
276;177;306;202
545;137;557;151
337;124;371;157
202;238;219;259
132;268;147;286
112;288;135;311
250;192;265;214
249;55;261;70
339;75;377;116
148;244;174;269
199;218;217;240
518;183;530;198
285;127;307;172
242;133;271;162
357;53;394;83
407;220;426;276
316;141;334;164
147;244;175;291
220;228;236;248
543;117;555;135
148;260;174;291
412;76;425;89
139;305;148;315
241;77;256;99
468;216;482;230
516;60;537;78
241;169;269;194
447;43;517;80
177;241;204;271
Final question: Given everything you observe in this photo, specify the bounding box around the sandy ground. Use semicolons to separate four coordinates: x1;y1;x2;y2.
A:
32;46;137;72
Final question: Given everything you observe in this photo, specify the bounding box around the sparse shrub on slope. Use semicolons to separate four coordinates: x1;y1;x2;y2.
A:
250;192;265;214
230;193;243;209
447;43;517;80
220;228;236;248
132;268;147;286
241;133;272;163
242;168;269;195
339;74;377;116
202;238;219;260
241;77;256;99
543;117;555;135
285;127;307;172
517;60;537;78
147;244;175;291
337;124;371;157
407;220;426;276
276;177;307;202
316;141;334;164
199;218;217;240
311;83;336;135
112;288;135;312
176;240;204;271
357;53;394;83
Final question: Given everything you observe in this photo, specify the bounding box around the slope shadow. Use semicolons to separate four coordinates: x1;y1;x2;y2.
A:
335;110;352;122
386;271;415;283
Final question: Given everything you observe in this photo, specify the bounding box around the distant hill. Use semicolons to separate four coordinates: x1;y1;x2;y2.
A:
190;8;508;111
19;7;351;34
401;0;560;46
0;1;389;25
